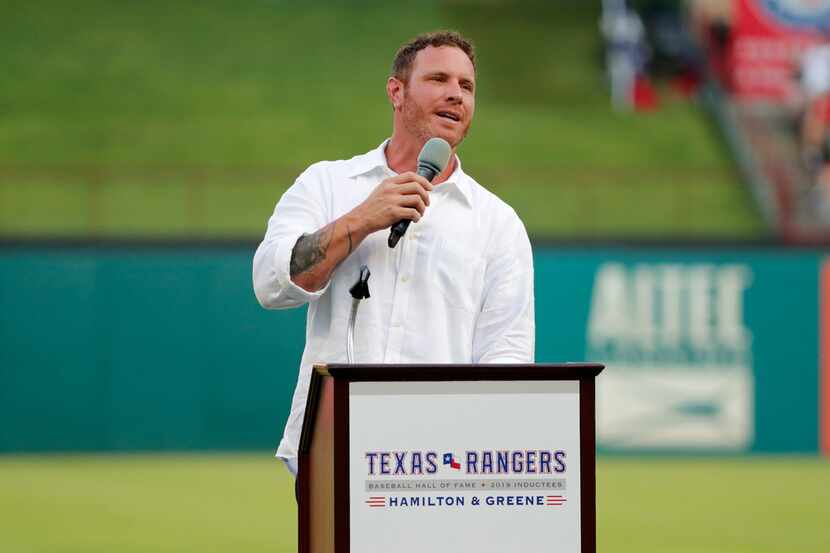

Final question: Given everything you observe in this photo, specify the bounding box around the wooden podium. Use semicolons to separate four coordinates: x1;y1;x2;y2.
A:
297;363;604;553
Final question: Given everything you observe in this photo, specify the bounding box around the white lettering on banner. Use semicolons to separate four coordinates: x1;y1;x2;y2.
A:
734;66;798;91
734;37;811;62
588;263;752;363
588;263;755;450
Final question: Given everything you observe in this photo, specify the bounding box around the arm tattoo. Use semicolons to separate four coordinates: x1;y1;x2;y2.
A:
290;222;335;278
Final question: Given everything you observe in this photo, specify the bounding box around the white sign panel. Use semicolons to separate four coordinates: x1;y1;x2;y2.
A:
349;380;581;553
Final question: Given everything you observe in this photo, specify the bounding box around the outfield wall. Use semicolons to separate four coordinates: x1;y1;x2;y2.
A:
1;243;827;454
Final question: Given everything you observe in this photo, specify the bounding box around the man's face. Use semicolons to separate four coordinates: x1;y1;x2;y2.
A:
398;45;476;148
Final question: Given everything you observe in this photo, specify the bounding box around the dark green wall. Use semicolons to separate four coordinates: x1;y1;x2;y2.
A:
0;246;306;452
0;244;823;453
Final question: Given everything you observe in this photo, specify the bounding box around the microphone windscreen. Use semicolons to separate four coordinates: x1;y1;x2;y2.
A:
417;137;452;177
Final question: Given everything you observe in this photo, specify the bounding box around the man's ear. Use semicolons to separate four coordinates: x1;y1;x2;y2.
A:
387;76;404;111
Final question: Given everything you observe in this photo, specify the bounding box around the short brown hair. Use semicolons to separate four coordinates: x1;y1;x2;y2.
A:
392;31;476;83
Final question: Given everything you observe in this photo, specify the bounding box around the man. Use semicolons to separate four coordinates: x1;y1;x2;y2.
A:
253;31;534;477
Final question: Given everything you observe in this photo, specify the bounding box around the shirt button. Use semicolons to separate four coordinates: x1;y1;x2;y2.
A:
391;321;402;328
401;275;410;283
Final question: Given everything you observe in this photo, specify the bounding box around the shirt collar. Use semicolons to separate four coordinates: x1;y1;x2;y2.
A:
347;139;473;208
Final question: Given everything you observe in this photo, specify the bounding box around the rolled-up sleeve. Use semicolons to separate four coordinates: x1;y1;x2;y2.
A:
472;212;535;363
253;169;332;309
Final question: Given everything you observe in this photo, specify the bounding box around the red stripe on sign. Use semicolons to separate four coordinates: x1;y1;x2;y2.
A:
821;260;830;456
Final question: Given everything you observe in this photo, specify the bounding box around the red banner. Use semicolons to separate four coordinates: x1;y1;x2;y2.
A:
731;0;830;101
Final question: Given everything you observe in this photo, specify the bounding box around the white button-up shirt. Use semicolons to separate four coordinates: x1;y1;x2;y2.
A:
253;141;535;470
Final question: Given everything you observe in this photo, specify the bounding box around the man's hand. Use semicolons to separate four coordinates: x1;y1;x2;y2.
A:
350;172;433;233
288;172;433;292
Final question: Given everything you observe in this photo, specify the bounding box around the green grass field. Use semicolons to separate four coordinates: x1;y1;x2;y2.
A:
1;454;827;552
0;0;764;239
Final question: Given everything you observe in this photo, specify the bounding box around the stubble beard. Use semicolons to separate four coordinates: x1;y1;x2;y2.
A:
401;90;469;148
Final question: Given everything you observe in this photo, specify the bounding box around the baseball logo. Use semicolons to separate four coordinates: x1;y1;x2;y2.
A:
758;0;830;30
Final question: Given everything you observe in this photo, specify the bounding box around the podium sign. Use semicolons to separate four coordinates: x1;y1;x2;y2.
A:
351;380;581;551
298;364;603;553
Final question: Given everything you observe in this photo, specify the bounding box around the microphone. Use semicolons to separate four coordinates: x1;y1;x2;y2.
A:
388;137;452;248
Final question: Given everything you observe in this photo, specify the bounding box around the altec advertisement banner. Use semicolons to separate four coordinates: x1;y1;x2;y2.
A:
534;248;829;456
589;262;754;450
731;0;830;101
349;381;581;552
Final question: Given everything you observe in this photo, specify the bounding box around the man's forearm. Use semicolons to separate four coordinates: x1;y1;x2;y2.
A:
288;170;432;292
289;212;368;292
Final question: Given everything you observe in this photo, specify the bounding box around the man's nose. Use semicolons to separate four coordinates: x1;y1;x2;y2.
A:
445;81;463;102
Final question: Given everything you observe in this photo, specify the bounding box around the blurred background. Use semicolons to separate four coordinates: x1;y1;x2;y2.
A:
1;0;828;551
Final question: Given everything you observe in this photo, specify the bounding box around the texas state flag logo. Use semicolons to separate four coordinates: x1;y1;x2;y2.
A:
443;452;461;470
